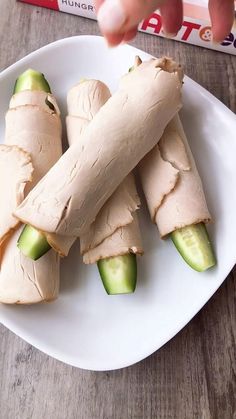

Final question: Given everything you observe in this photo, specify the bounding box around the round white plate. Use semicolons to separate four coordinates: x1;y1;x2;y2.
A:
0;36;235;371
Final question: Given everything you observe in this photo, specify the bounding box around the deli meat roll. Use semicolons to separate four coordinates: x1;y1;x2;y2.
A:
14;58;183;245
0;78;62;304
139;114;211;238
66;80;143;264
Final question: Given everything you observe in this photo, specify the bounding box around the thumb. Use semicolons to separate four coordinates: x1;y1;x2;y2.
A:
96;0;164;35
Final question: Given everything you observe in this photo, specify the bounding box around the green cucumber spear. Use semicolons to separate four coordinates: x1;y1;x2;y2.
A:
16;71;137;294
16;69;52;260
18;224;51;261
171;223;215;272
98;253;137;295
14;69;51;94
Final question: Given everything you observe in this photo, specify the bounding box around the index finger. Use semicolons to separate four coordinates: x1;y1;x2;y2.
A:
209;0;235;42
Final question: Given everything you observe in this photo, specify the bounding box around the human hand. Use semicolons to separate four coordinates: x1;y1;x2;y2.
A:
95;0;235;46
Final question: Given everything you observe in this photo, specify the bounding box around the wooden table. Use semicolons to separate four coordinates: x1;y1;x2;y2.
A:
0;1;235;418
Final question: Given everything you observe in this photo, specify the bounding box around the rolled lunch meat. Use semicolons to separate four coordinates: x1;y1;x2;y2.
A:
14;58;183;248
0;86;61;303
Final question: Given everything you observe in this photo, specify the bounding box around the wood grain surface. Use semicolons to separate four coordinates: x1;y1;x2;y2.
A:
0;1;235;418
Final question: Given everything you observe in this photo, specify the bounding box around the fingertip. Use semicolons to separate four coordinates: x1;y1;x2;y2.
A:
94;0;104;11
209;0;235;44
160;0;183;37
211;25;233;44
211;27;232;44
96;0;164;38
103;32;125;47
123;27;138;42
97;0;126;34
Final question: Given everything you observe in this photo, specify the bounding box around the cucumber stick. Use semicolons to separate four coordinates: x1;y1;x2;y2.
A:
97;254;137;295
14;69;51;94
171;223;216;272
16;69;52;260
17;225;51;261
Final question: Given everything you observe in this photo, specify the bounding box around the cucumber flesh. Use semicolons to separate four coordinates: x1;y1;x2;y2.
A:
97;254;137;295
13;69;51;94
17;225;51;261
171;223;216;272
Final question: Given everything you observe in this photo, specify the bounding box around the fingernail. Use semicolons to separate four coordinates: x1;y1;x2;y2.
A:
106;39;117;48
211;27;224;44
212;39;220;45
212;37;223;45
97;0;126;33
162;30;178;39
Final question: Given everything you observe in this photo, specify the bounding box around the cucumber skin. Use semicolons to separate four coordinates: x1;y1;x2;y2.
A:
17;225;51;261
97;254;137;295
13;69;51;94
171;223;216;272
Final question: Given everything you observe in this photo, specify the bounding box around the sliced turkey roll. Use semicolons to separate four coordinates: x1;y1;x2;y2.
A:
14;58;183;245
0;73;62;304
66;80;143;268
139;114;215;272
139;115;211;236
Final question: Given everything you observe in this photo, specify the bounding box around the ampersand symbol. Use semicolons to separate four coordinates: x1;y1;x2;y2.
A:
199;26;212;42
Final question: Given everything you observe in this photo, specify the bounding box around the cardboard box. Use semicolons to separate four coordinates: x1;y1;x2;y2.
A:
18;0;236;55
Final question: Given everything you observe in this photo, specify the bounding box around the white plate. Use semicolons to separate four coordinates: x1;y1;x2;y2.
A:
0;36;236;371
